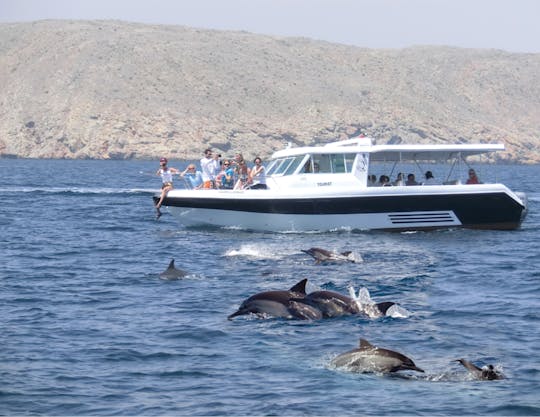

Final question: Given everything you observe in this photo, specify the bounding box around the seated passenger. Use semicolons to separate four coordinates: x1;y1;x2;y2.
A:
180;164;203;189
233;155;250;190
405;173;419;186
367;174;377;186
248;157;267;189
466;169;480;184
378;175;391;186
217;160;235;189
393;172;404;186
424;171;436;185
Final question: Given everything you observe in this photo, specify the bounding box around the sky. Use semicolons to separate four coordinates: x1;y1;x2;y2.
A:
1;0;539;53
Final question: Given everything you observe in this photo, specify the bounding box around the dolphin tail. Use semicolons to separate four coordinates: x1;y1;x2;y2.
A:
376;301;396;315
455;358;482;373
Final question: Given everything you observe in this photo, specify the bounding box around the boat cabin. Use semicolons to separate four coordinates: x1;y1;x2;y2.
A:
265;137;502;190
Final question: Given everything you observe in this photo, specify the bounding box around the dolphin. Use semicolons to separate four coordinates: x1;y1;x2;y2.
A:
301;247;360;264
331;338;424;374
455;359;504;380
296;290;360;318
227;279;322;320
159;259;188;280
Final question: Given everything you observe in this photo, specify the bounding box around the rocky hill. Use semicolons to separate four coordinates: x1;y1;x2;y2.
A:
1;20;539;162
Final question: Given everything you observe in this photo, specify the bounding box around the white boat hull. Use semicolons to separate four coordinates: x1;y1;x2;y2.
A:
168;206;463;232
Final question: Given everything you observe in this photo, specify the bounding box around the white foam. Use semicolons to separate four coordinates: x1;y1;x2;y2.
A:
224;244;286;260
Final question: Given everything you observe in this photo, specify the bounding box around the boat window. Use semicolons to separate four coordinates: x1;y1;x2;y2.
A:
330;154;345;173
311;154;353;173
264;159;280;175
313;154;331;173
273;157;297;175
345;154;355;172
284;155;305;175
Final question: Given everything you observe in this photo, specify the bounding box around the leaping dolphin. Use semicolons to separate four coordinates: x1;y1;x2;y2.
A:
301;247;360;264
455;359;504;380
159;259;188;280
331;338;424;374
227;279;322;320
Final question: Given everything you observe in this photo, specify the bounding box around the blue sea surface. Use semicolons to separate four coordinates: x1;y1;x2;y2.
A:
1;159;539;416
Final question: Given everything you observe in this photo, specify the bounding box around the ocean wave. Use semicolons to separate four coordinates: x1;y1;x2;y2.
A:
0;186;158;195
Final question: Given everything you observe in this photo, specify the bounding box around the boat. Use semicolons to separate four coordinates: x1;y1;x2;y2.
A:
153;137;528;232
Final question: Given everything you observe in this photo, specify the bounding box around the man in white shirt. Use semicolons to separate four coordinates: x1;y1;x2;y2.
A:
200;148;220;189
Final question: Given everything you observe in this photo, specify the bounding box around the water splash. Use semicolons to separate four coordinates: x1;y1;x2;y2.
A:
348;286;411;319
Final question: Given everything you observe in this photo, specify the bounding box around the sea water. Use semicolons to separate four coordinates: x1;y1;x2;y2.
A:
1;159;539;416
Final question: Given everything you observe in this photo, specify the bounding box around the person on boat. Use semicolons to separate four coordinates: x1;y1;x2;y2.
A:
367;174;377;186
216;160;235;189
393;172;404;186
200;148;220;189
378;175;390;186
424;171;436;185
466;169;480;184
233;153;250;190
180;164;203;189
405;173;419;186
155;157;180;218
248;157;268;189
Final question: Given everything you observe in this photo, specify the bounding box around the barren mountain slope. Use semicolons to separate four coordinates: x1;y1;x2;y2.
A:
1;20;539;161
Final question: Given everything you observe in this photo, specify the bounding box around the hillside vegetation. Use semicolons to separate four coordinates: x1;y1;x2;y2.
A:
1;20;539;162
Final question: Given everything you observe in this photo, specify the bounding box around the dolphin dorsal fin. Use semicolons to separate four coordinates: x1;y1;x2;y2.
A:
167;259;175;269
290;278;308;295
359;338;374;349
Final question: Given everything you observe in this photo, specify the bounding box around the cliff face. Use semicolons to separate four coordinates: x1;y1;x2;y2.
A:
1;20;539;162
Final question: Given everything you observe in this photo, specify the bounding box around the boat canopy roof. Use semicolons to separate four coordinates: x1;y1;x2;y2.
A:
271;137;505;162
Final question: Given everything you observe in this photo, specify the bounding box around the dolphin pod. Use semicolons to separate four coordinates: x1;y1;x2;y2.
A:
331;338;425;374
227;279;403;320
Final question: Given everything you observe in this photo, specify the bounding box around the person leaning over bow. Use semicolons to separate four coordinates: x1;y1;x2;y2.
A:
155;157;180;218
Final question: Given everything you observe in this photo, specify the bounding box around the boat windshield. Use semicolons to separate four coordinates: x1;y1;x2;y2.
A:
268;153;357;176
267;155;305;176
